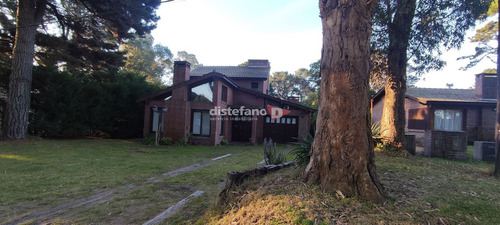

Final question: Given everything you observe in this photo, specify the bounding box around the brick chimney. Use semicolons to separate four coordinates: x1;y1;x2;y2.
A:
475;73;497;99
247;59;270;67
173;61;191;85
286;96;300;104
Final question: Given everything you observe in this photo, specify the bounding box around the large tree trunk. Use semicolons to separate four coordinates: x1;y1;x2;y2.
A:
2;0;46;140
494;5;500;177
380;0;417;148
304;0;385;203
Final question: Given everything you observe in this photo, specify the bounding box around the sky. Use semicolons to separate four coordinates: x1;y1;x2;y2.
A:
152;0;496;89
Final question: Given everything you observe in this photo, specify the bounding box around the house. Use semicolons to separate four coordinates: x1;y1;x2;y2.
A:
138;60;315;146
371;73;497;145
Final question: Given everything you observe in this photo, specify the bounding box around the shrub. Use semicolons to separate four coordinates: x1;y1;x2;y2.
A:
375;142;408;157
142;136;156;145
29;67;162;138
263;138;285;165
289;133;314;167
160;137;173;145
175;140;188;147
220;139;229;146
371;121;382;144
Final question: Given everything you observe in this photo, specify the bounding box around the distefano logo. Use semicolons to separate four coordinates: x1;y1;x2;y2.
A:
266;104;290;121
209;105;290;120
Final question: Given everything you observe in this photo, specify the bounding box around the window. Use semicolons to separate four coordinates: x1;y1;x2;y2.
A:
251;82;259;89
265;116;298;125
192;111;211;136
221;85;228;103
151;110;159;132
434;109;462;131
190;82;213;102
408;108;428;130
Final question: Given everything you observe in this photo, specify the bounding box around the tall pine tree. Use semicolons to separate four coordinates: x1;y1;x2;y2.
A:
2;0;163;140
305;0;385;203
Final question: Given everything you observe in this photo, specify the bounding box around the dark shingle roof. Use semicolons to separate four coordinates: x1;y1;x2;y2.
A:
406;88;494;103
190;66;270;79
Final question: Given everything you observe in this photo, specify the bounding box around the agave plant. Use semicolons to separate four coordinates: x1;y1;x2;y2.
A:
289;133;314;167
263;138;285;165
371;120;381;137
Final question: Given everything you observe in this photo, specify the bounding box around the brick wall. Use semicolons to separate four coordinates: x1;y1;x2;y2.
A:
424;130;467;159
475;73;497;99
233;79;266;93
173;61;191;85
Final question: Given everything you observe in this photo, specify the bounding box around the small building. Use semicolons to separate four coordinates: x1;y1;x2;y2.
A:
139;60;315;145
371;73;497;144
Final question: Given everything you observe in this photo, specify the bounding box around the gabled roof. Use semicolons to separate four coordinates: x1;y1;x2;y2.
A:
406;88;480;103
138;72;315;112
190;66;270;79
137;72;238;102
372;87;496;105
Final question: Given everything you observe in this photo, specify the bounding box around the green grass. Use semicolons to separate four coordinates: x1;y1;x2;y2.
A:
4;139;497;224
0;138;266;224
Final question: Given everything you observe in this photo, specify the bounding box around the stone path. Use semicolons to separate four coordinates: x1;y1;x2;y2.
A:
7;154;232;225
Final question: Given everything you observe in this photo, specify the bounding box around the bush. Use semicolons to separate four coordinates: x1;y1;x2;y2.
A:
160;137;173;145
289;133;314;167
175;140;188;147
375;142;408;157
220;139;229;146
371;121;383;145
263;138;285;165
29;67;162;138
142;136;156;145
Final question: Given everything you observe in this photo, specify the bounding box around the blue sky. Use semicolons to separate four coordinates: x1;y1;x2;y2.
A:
152;0;496;89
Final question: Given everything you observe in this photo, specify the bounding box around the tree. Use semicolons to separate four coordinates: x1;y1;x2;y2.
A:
269;70;313;101
2;0;162;140
378;0;417;148
459;0;498;70
301;60;321;109
121;34;173;84
30;66;161;138
305;0;385;203
372;0;490;148
174;51;201;69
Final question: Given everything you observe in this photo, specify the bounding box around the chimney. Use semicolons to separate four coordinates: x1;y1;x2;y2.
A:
173;61;191;85
247;59;270;67
286;96;300;104
475;73;497;99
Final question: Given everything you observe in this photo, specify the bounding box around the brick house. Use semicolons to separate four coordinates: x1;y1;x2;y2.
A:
371;73;497;144
139;60;315;145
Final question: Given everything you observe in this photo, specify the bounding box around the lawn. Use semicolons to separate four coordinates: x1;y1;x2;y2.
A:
2;140;499;224
0;138;266;224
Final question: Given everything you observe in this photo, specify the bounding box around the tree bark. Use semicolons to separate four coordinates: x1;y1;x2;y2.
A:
380;0;417;148
3;0;46;140
494;4;500;177
305;0;385;203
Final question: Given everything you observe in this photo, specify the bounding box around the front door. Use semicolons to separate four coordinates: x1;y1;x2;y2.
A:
231;116;252;142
